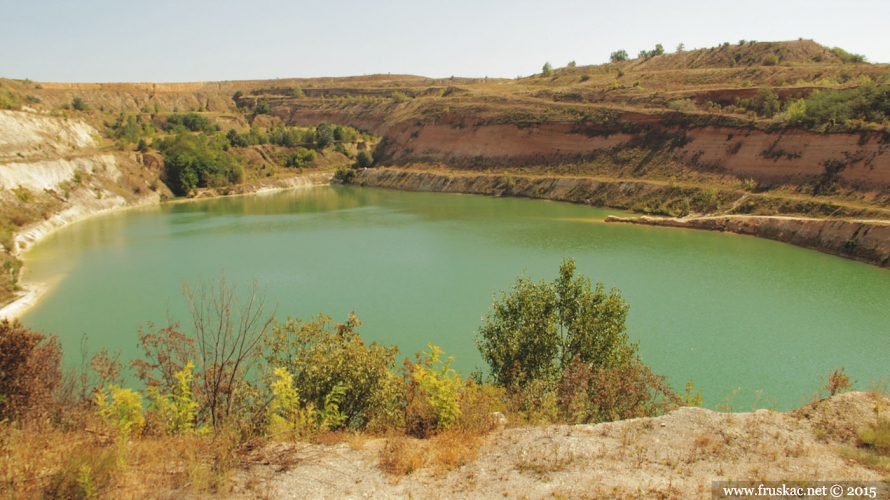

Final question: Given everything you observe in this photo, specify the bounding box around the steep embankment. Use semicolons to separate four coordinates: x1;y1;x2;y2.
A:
0;109;164;313
287;104;890;194
353;168;890;267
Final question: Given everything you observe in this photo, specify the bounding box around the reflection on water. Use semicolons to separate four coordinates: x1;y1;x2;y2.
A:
21;185;890;410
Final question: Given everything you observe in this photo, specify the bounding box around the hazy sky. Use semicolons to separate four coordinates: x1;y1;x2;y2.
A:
2;0;888;83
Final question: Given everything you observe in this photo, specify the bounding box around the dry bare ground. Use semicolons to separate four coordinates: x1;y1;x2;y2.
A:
231;392;888;499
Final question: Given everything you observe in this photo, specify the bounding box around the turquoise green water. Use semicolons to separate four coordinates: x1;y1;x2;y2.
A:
20;185;890;410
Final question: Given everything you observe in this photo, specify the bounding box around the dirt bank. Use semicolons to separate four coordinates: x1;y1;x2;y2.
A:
232;392;889;499
353;168;890;268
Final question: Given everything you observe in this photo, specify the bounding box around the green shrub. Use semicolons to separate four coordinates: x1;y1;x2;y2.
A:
762;54;779;66
753;86;780;117
355;149;373;168
95;385;145;436
262;313;403;430
333;125;358;142
254;100;271;115
477;259;679;423
156;131;244;195
832;47;866;64
71;96;89;111
165;113;212;133
285;148;317;168
610;50;628;63
541;62;553;77
315;121;334;148
266;367;309;434
333;168;357;183
477;258;632;388
391;91;409;103
147;361;199;435
406;345;463;435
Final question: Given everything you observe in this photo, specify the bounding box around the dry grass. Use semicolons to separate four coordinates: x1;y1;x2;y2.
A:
378;430;487;478
379;434;427;477
0;417;243;499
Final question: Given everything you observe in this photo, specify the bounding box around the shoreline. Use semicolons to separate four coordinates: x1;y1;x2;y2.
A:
0;172;334;320
353;168;890;269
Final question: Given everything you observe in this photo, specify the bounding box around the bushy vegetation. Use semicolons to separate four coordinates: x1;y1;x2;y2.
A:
541;62;553;77
477;259;679;423
165;113;214;133
782;81;890;129
107;113;156;144
832;47;866;64
638;44;665;59
156;132;244;195
610;50;628;63
0;319;61;420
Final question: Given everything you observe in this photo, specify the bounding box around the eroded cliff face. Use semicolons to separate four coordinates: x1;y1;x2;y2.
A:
0;110;161;254
283;104;890;195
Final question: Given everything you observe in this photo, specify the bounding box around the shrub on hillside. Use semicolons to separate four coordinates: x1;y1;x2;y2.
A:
157;131;244;195
165;113;212;133
315;121;334;149
541;62;553;77
71;96;89;112
254;100;271;115
753;86;780;117
832;47;866;64
610;50;628;63
286;148;317;168
355;149;373;168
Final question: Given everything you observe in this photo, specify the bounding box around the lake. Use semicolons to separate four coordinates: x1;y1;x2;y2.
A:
20;185;890;409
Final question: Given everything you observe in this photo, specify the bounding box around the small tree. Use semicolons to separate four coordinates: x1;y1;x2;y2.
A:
254;100;271;115
315;121;334;149
610;50;628;62
476;259;631;388
355;149;373;168
753;86;780;117
541;62;553;77
184;274;274;426
567;60;577;68
676;43;685;53
477;260;679;423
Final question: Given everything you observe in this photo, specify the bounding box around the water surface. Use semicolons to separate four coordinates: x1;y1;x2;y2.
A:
21;185;890;409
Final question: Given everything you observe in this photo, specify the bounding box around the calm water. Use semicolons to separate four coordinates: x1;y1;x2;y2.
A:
20;185;890;410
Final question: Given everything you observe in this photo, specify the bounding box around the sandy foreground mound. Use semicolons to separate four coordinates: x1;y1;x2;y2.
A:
231;392;888;499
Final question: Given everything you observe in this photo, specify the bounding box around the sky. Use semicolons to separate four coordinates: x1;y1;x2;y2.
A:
2;0;889;83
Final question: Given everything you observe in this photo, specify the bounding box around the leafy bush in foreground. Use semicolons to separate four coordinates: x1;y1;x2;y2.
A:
476;259;679;423
262;313;403;431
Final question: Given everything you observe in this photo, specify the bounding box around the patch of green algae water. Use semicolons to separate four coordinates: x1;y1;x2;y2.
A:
21;185;890;410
